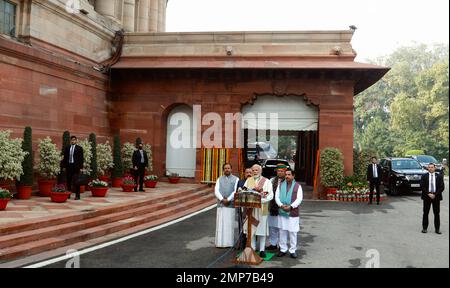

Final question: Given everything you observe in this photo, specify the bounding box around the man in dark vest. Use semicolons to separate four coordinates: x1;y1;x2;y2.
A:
421;163;445;234
367;157;383;205
267;163;288;251
132;143;149;192
62;136;84;200
236;167;253;249
276;169;303;259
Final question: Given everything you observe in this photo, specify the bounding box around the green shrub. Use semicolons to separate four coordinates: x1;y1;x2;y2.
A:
112;136;123;178
18;127;33;186
353;148;378;182
405;149;425;157
89;133;98;179
319;147;344;188
62;131;70;156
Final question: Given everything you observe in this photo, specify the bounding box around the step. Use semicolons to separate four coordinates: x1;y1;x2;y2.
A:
0;187;214;249
0;193;215;261
0;185;210;236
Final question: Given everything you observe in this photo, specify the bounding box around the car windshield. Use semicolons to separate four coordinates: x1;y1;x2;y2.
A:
392;160;422;170
415;155;438;163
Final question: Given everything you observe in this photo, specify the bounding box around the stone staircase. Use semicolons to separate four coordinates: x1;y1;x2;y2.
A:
0;185;215;264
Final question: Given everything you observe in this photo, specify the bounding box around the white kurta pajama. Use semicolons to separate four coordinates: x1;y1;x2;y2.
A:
214;175;239;248
268;177;283;247
276;181;303;254
243;176;273;252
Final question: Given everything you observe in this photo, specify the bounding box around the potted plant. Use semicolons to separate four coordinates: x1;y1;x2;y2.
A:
0;188;14;211
144;175;158;188
0;130;28;191
122;142;136;177
16;127;33;200
121;176;136;192
50;184;71;203
89;179;109;197
143;143;153;175
88;133;98;187
37;137;62;197
319;147;344;200
97;141;114;183
112;136;124;187
167;172;180;184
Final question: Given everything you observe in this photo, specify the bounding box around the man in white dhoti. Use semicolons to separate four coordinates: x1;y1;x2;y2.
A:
267;163;288;251
243;164;273;258
276;169;303;259
214;163;239;248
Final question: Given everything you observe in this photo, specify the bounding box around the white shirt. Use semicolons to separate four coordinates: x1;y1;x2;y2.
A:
69;145;75;163
373;164;378;178
429;173;436;193
140;150;144;163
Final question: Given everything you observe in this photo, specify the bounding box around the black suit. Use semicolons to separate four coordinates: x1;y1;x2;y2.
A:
132;149;148;191
420;173;445;231
62;145;84;198
367;163;382;204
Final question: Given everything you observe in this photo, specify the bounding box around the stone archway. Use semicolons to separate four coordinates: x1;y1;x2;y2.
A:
165;104;197;178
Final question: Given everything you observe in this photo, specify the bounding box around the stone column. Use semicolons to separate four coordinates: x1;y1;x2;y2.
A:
157;0;165;32
123;0;136;32
95;0;116;20
148;0;159;32
137;0;150;32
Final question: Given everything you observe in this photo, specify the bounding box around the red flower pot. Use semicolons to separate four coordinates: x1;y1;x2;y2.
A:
0;199;11;210
79;185;86;193
121;184;136;192
16;186;32;200
145;181;158;188
168;177;180;184
91;187;108;197
50;192;71;203
112;178;122;188
38;179;56;197
99;176;110;183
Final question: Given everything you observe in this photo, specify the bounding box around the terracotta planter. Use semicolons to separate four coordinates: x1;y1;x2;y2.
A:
168;177;180;184
16;186;32;200
91;187;108;197
121;184;136;192
145;181;158;188
50;192;71;203
112;178;122;188
38;179;56;197
99;176;110;183
0;198;11;210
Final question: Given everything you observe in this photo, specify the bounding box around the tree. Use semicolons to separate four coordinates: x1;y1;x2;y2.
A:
89;133;98;179
112;136;123;179
355;43;449;161
18;127;33;186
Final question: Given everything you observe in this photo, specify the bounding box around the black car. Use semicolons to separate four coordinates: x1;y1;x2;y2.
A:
380;157;428;195
261;159;291;179
408;155;445;175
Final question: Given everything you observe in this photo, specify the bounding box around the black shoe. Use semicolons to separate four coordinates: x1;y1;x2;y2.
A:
422;229;427;233
266;245;278;251
436;230;442;235
277;251;286;257
290;253;298;259
259;251;266;258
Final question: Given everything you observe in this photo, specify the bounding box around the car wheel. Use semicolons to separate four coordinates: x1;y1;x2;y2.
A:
389;182;399;196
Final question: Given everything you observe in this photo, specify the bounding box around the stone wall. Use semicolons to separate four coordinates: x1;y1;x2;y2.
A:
109;69;355;181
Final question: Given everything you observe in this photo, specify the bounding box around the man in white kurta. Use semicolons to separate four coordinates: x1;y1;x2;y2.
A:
214;163;239;248
243;164;273;258
267;164;288;251
275;169;303;259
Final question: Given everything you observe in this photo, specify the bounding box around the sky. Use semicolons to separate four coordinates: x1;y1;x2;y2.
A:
166;0;449;62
